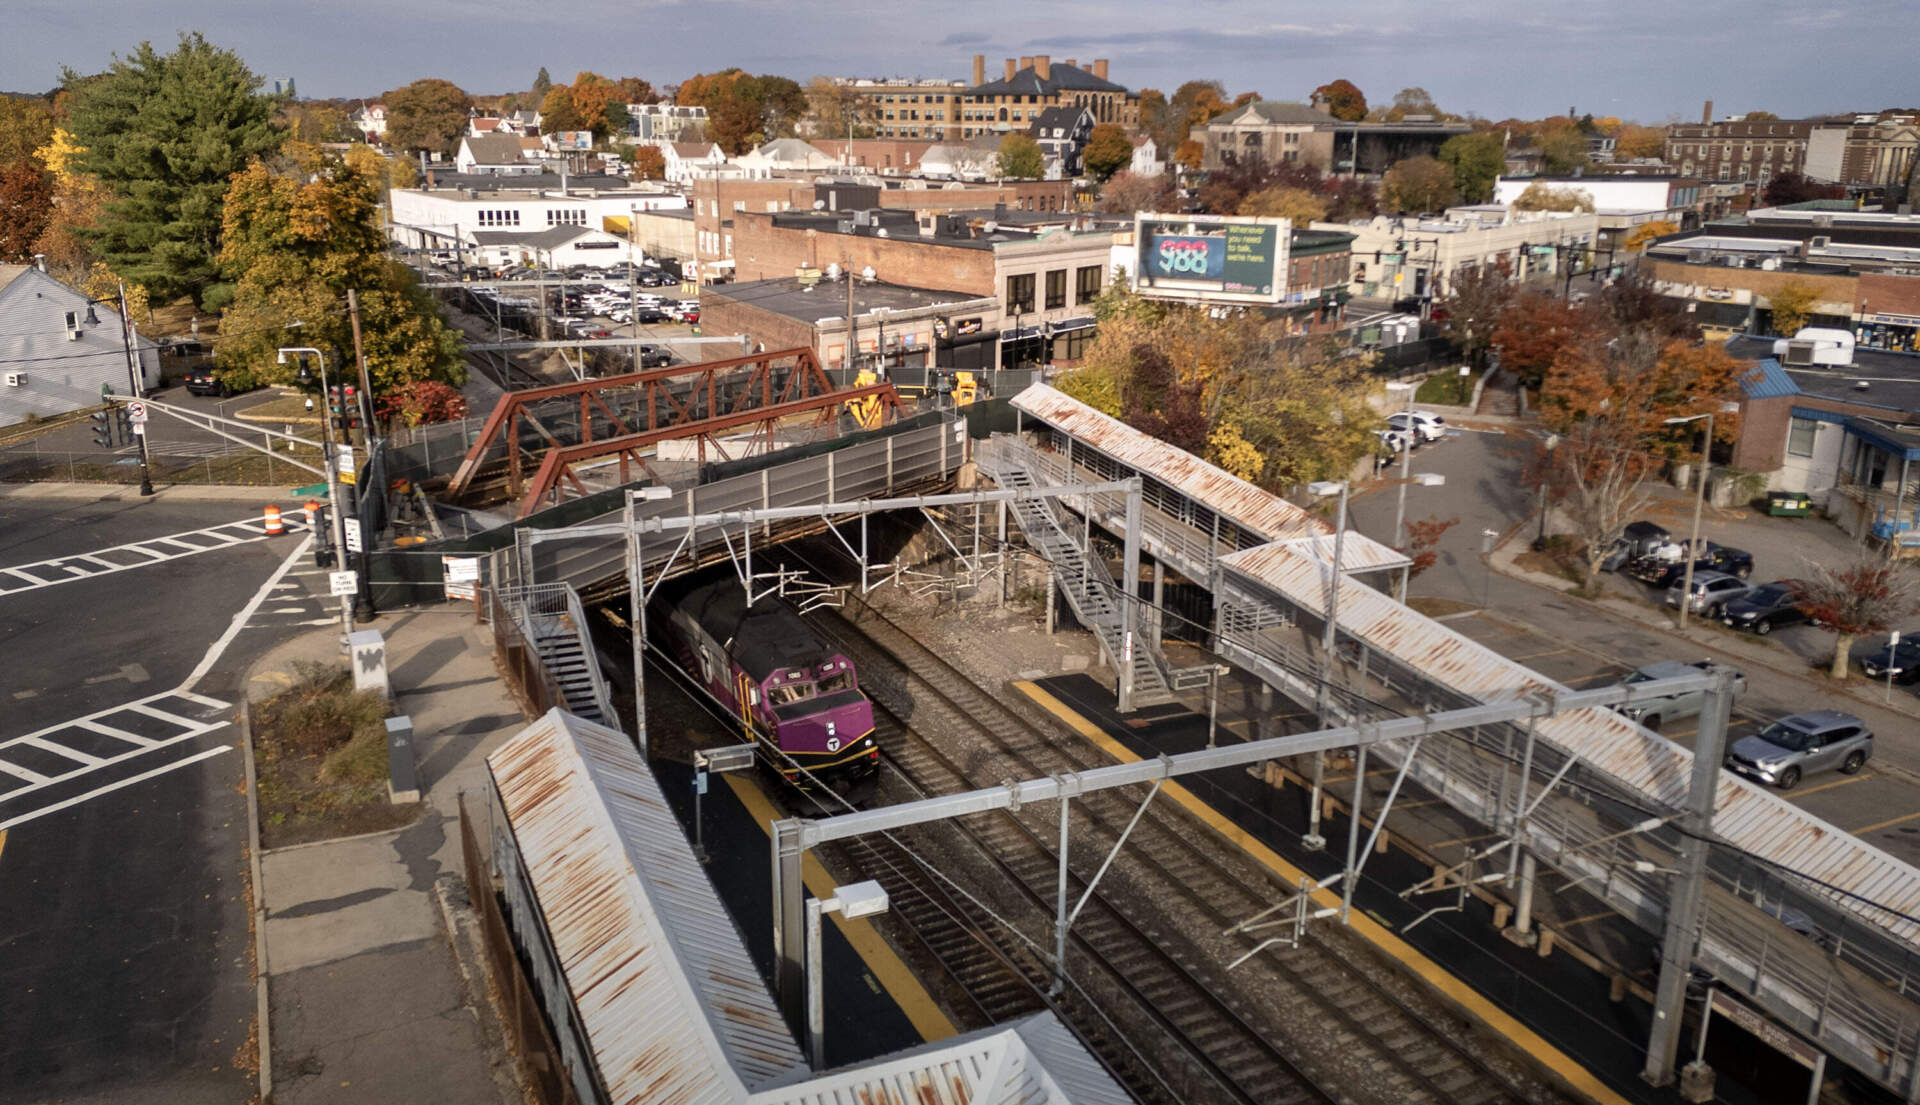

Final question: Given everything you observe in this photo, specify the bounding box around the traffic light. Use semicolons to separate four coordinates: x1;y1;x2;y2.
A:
89;409;115;449
114;407;132;441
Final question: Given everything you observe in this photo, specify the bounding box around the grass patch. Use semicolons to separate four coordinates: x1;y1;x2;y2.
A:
1414;370;1478;406
253;661;417;848
236;394;326;424
1515;535;1586;586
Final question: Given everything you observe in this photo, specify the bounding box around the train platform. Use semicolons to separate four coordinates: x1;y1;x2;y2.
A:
1021;673;1808;1105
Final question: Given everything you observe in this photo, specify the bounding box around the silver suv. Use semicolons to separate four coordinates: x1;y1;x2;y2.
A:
1727;710;1873;790
1665;570;1753;616
1615;659;1747;732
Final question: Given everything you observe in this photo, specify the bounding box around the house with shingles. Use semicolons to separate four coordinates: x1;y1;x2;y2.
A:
456;133;540;175
0;261;160;426
656;139;727;184
1027;106;1094;178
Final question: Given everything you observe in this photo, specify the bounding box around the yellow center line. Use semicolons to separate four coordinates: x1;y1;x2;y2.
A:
722;773;957;1043
1849;808;1920;834
0;828;7;865
1014;680;1633;1105
1784;773;1875;800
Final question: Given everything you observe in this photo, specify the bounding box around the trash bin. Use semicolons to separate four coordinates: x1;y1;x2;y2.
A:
1767;491;1811;517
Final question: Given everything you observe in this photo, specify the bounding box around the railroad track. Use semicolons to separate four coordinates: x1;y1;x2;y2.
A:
804;589;1551;1105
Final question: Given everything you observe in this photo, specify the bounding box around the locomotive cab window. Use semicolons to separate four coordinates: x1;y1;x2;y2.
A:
769;681;815;706
818;669;855;694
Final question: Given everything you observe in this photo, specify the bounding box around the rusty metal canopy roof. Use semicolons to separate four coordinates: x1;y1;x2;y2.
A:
752;1013;1130;1105
1222;548;1920;946
489;709;807;1104
1011;384;1333;545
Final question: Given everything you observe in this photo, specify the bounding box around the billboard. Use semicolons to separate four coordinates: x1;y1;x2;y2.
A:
1133;213;1290;306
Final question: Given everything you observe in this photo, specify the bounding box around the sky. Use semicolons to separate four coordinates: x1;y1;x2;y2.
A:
7;0;1916;124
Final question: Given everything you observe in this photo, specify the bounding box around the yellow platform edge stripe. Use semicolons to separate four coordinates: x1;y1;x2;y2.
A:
1014;680;1632;1105
722;773;959;1043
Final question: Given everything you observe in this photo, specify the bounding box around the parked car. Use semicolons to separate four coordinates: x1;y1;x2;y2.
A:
1374;428;1412;454
1860;637;1920;684
183;366;231;397
1615;659;1748;732
633;308;671;324
1601;520;1672;572
1721;581;1811;636
1665;570;1753;616
638;344;673;368
1387;410;1448;443
1726;710;1873;790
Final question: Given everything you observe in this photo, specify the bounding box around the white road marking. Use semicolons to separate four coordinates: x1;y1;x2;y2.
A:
180;534;314;690
0;513;310;597
0;690;232;812
0;747;231;832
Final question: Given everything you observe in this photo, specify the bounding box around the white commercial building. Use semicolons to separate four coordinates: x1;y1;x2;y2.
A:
1315;208;1601;299
388;176;689;263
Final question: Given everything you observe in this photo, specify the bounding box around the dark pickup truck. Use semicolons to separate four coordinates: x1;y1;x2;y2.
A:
1626;541;1754;586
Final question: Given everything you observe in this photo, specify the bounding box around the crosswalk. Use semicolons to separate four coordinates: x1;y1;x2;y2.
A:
0;513;308;596
0;689;233;829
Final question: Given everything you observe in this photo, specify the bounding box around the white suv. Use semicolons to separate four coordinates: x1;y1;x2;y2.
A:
1387;410;1448;443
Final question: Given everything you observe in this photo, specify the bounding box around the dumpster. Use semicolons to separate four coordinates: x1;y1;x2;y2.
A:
1767;491;1811;517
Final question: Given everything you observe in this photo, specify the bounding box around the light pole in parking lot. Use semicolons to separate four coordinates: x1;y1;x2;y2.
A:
1664;402;1739;628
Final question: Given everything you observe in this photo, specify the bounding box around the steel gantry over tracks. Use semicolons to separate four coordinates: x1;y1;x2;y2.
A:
447;346;871;502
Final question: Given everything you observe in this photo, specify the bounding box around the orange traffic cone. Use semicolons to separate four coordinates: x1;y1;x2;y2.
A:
263;503;284;536
304;499;321;532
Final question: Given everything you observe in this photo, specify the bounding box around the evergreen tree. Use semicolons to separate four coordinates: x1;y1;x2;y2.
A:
533;67;552;97
61;32;283;304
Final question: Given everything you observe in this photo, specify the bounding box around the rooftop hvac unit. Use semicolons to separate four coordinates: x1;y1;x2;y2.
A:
1781;341;1816;366
1810;235;1830;249
4;372;24;386
1687;249;1710;263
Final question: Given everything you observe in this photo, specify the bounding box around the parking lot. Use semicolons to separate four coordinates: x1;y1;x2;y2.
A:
1442;607;1920;867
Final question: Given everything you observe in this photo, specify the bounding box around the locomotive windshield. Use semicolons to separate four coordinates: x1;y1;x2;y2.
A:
768;681;816;706
818;669;855;694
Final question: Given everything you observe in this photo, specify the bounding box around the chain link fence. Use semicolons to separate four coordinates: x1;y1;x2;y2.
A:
0;432;327;487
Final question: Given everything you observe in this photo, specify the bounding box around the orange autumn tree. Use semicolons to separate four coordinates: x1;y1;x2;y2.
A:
1491;292;1596;388
1537;330;1745;585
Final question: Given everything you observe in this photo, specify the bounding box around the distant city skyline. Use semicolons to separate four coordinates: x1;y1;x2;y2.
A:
6;0;1914;124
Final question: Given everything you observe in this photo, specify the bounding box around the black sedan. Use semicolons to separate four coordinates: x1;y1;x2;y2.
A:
1860;638;1920;684
1700;542;1754;579
1722;580;1810;636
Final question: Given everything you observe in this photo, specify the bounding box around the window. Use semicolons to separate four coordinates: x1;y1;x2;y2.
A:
545;208;585;227
1787;417;1818;457
1075;265;1103;304
1005;273;1035;312
1044;269;1066;309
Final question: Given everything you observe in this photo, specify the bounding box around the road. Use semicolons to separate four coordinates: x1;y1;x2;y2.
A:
0;493;334;1104
1344;426;1920;867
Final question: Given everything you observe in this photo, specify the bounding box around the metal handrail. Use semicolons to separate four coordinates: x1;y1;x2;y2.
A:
499;581;618;731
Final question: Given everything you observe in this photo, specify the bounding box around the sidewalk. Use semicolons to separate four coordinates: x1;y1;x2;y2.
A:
0;480;294;502
245;608;527;1105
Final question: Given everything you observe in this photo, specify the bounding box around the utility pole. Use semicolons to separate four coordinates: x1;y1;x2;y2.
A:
117;283;155;497
844;257;856;381
345;289;378;624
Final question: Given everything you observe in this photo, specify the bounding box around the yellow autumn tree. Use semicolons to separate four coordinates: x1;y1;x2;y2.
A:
32;128;113;281
1767;280;1822;337
1621;220;1678;252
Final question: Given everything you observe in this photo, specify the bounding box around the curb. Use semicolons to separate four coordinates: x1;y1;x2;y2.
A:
238;700;272;1103
0;482;293;502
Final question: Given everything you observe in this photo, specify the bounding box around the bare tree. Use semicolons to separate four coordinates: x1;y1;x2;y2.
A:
1437;256;1514;368
1791;555;1919;680
1552;419;1654;588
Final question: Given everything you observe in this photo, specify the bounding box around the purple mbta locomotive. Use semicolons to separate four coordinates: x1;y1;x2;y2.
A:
660;577;878;788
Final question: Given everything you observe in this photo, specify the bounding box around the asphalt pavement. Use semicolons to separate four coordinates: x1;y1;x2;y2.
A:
0;490;333;1104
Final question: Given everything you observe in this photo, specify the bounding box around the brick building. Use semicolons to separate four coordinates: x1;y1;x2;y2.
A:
699;276;1000;375
690;178;1077;279
1664;117;1817;186
839;79;971;141
958;55;1135;139
1806;114;1920;195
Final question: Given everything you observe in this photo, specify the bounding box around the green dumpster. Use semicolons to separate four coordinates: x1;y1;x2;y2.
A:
1767;491;1811;517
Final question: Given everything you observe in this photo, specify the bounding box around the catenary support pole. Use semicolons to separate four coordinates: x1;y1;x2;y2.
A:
772;819;807;1034
1642;667;1737;1086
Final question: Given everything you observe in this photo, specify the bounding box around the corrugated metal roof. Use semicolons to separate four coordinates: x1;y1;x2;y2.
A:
489;709;807;1104
1220;549;1920;945
1011;384;1333;544
1241;534;1412;575
1739;357;1800;400
752;1014;1131;1104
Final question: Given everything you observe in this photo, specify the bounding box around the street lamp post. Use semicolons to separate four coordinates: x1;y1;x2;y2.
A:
1664;404;1738;628
805;880;889;1069
1534;431;1561;550
1386;381;1416;597
281;347;356;646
